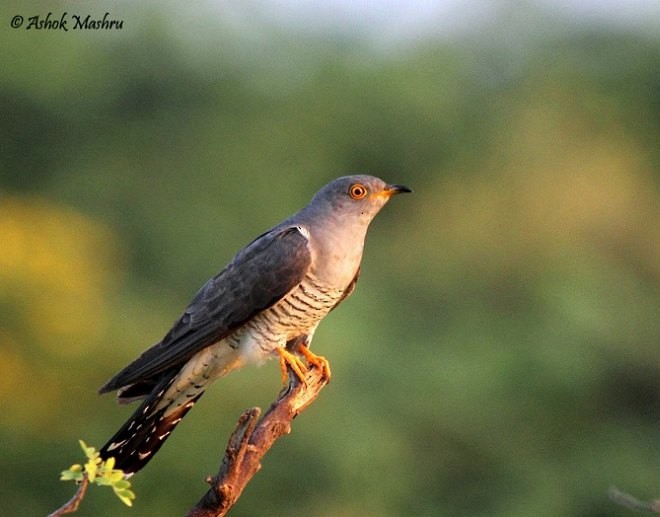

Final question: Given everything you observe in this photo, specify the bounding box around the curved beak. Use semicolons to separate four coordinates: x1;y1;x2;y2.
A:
385;183;413;196
371;183;413;202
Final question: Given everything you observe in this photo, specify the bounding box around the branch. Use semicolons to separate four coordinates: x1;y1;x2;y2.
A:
609;487;660;513
48;475;90;517
187;363;330;517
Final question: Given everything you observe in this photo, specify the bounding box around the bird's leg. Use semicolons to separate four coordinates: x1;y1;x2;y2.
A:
298;344;331;381
276;347;308;385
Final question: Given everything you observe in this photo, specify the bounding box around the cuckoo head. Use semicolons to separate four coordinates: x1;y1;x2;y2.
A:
305;175;412;226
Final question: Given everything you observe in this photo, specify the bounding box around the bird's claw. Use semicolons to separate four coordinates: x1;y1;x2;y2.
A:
298;344;332;381
276;348;308;385
276;345;331;386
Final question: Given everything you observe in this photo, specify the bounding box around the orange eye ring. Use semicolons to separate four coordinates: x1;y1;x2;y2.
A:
349;183;368;200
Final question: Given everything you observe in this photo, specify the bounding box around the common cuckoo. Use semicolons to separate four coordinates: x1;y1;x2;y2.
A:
98;175;411;474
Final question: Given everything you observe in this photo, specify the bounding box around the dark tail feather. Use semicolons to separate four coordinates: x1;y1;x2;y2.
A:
99;377;205;475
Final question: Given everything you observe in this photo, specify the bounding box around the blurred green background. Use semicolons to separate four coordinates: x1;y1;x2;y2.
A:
1;1;659;515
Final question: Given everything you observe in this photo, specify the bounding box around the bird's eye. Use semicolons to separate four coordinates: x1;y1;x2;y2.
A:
349;183;367;200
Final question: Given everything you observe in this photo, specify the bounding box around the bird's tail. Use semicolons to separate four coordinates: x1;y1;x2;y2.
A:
99;372;204;476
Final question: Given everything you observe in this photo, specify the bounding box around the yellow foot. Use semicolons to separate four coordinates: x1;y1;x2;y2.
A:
276;347;308;385
298;344;332;381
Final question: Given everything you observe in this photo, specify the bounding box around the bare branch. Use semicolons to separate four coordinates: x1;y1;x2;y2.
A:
609;486;660;513
187;363;330;517
47;475;90;517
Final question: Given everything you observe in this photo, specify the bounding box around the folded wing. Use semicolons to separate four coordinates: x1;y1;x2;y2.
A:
99;225;312;395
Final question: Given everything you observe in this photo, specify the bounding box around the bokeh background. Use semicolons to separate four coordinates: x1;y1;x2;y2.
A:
2;1;659;515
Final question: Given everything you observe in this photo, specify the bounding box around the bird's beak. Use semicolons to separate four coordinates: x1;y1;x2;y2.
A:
384;184;413;197
371;183;413;201
371;185;412;201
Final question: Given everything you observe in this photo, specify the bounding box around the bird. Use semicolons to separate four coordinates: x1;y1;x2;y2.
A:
98;175;411;475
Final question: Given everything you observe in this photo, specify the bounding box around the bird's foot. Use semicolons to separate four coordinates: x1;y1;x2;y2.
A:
276;345;332;386
276;347;308;385
298;344;332;381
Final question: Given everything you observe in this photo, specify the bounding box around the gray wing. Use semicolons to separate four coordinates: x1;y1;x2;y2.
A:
99;225;312;394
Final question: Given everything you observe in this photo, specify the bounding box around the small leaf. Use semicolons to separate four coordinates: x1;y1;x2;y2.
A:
85;459;98;482
60;469;83;482
113;479;131;490
79;440;96;460
106;471;124;483
117;495;133;507
95;476;112;486
61;440;136;508
114;487;136;507
60;462;85;481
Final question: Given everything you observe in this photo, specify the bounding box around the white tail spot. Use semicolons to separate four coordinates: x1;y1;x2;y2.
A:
106;440;127;451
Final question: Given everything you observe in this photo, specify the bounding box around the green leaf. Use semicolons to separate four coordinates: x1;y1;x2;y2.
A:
61;440;136;508
106;471;124;483
113;479;131;490
114;487;136;507
94;476;112;486
85;458;98;482
60;463;84;481
78;440;93;458
60;469;84;482
104;456;116;471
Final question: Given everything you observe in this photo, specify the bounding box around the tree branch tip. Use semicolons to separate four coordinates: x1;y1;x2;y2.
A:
609;486;660;513
48;474;90;517
240;407;261;420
